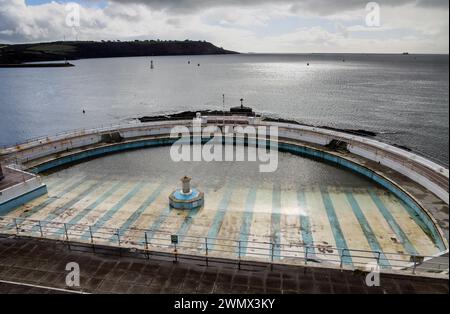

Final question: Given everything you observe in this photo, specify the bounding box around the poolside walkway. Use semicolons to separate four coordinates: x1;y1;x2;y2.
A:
0;235;447;294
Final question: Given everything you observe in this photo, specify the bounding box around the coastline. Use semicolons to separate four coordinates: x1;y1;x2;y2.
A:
0;40;238;64
0;63;75;68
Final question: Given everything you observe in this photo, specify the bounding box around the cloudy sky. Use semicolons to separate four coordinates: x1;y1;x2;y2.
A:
0;0;448;53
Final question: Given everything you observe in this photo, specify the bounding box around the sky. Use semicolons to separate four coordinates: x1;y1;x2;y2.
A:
0;0;448;53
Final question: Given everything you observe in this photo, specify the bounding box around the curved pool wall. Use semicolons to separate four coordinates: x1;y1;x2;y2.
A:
3;118;448;205
1;116;448;252
15;135;447;252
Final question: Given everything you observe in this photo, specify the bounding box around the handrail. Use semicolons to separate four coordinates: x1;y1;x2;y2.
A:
0;120;183;153
0;215;447;277
1;117;448;173
0;121;140;150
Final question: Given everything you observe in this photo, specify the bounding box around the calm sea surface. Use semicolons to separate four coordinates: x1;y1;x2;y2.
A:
0;54;448;166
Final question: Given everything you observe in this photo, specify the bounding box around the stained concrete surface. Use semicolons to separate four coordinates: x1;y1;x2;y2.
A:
0;236;447;294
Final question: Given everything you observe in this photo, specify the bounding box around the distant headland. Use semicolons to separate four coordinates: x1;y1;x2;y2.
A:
0;40;238;64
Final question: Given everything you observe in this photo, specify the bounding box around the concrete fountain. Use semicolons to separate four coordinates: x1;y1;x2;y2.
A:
169;176;204;210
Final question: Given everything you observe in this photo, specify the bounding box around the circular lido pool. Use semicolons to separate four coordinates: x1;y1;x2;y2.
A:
3;144;446;270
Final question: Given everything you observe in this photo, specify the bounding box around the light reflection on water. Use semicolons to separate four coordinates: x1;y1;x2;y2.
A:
0;54;447;165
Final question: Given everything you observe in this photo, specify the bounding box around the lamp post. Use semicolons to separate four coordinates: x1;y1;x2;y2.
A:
222;94;225;126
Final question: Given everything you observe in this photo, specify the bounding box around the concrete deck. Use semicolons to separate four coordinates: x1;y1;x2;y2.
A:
0;236;447;294
0;167;34;191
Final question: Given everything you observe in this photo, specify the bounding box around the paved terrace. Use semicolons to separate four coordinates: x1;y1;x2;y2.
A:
0;167;34;191
0;236;448;294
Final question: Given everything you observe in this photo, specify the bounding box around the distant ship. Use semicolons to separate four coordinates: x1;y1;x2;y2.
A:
402;52;410;55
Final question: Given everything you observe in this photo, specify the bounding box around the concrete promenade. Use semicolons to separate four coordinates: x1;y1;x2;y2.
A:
0;236;447;294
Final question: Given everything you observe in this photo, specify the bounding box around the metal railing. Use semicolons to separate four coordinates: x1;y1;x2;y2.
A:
2;117;448;169
0;121;145;151
0;215;447;277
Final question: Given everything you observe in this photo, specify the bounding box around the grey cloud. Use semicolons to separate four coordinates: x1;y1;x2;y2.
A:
416;0;449;8
166;18;182;27
105;0;449;14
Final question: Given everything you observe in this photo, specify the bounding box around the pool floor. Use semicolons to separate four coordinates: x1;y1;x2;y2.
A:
1;172;441;268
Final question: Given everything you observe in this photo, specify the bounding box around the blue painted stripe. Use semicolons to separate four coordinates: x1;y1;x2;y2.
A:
5;176;86;229
297;190;315;257
395;193;446;251
237;188;257;257
45;176;79;193
204;185;233;250
144;207;172;243
44;177;65;189
175;187;211;242
368;189;418;255
277;142;445;251
398;200;437;246
320;188;353;265
345;192;391;268
81;182;144;240
53;180;124;236
271;184;282;259
176;208;201;242
114;182;166;240
33;180;104;232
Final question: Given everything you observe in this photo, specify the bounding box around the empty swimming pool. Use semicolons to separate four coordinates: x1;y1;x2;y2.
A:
0;145;444;268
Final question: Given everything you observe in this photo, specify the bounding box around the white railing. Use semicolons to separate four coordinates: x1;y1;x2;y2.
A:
0;121;143;152
2;117;448;170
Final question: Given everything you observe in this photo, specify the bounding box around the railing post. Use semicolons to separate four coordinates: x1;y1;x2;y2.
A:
117;229;122;257
13;218;19;235
339;249;347;269
238;240;242;270
38;220;44;238
205;238;209;267
89;226;95;253
64;223;71;251
144;232;149;260
174;243;178;263
376;251;381;268
412;255;417;274
270;242;274;271
305;246;309;265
